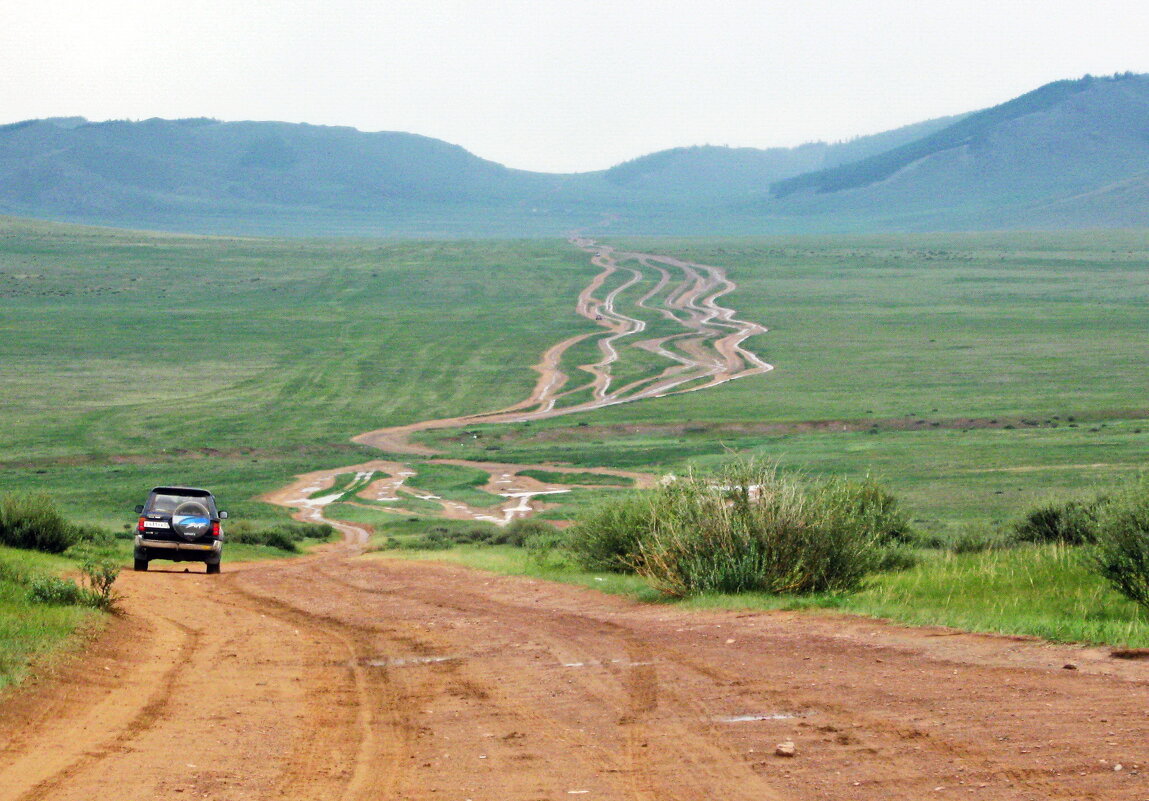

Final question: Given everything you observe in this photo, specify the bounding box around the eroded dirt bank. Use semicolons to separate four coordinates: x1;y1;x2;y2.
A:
3;543;1146;800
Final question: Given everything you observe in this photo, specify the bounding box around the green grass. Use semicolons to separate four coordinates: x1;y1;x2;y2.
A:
407;463;504;508
0;219;592;463
602;232;1149;424
5;219;1149;674
682;544;1149;647
0;545;105;690
417;418;1149;534
371;546;666;602
309;471;385;501
0;447;380;531
840;544;1149;645
516;469;634;487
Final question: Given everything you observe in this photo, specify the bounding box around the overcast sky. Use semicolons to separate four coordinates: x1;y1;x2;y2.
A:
2;1;1147;173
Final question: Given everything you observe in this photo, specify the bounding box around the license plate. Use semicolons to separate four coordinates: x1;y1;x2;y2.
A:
143;520;170;529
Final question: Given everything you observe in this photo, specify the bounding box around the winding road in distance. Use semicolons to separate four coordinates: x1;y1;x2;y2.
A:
265;238;773;526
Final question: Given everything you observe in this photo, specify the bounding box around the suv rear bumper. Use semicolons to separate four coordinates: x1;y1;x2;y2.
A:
135;535;222;553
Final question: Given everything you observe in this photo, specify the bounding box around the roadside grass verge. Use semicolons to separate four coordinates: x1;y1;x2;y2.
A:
829;544;1149;646
371;545;666;602
0;546;107;690
516;469;634;487
372;543;1149;648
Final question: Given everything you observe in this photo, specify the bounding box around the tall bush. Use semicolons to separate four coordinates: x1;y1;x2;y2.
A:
566;493;657;572
1014;497;1104;545
567;461;903;596
1091;479;1149;609
0;492;77;553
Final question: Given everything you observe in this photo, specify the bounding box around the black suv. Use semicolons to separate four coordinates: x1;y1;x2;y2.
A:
134;486;228;573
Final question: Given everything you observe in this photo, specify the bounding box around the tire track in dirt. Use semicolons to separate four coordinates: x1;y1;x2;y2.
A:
5;617;199;801
5;506;1148;799
268;238;771;529
296;558;1149;801
352;237;771;449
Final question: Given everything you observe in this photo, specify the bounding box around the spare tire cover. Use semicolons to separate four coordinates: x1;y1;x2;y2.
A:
172;501;212;540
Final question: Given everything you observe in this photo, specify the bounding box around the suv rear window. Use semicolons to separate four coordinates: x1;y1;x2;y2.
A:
147;492;217;517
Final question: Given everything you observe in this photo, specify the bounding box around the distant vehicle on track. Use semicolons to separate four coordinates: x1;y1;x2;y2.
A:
133;486;228;573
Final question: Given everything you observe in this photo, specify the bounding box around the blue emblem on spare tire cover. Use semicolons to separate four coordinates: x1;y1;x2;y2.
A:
173;515;211;539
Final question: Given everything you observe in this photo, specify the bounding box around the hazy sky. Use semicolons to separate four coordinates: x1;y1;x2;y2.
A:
3;1;1147;172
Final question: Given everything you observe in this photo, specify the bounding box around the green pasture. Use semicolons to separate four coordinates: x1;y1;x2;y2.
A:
0;545;104;690
408;463;504;508
3;219;1146;532
423;417;1148;534
0;218;590;463
3;217;1149;672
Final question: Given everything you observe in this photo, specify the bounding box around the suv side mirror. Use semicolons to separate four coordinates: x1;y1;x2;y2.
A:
219;511;229;519
134;504;144;514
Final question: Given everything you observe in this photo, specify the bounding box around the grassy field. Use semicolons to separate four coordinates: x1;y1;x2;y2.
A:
414;231;1149;533
4;219;1146;534
0;546;105;690
0;217;590;525
3;217;1149;671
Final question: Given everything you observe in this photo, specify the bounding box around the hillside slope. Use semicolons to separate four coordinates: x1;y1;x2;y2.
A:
2;74;1148;234
767;73;1149;229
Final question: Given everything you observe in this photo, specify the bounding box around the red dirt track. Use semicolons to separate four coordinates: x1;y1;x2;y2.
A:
2;540;1147;800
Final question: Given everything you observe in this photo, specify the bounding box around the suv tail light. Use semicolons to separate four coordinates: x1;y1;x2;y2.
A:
137;516;146;533
212;521;221;538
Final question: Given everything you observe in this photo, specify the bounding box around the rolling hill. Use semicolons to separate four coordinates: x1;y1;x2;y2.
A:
766;73;1149;230
1;73;1147;234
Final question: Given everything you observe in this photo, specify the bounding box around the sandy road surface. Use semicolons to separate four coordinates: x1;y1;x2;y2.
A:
4;539;1148;800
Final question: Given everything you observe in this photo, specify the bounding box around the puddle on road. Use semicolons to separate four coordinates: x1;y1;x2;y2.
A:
363;655;461;668
715;713;796;723
562;659;655;668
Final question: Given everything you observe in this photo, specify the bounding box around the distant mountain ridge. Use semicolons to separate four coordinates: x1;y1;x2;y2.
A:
1;73;1147;235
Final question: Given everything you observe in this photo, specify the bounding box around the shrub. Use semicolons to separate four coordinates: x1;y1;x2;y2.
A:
1091;480;1149;609
80;559;120;611
875;545;920;572
524;529;571;569
0;492;77;553
400;522;503;550
825;478;913;545
227;520;333;550
263;530;299;552
0;559;29;586
28;575;86;606
69;524;116;546
570;461;905;596
1014;497;1105;545
949;525;1014;554
496;518;560;547
566;493;656;572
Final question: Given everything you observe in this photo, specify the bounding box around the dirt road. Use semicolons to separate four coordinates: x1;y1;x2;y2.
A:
3;238;1147;799
352;238;771;456
3;534;1147;800
321;237;770;528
